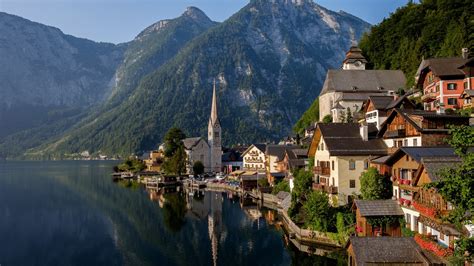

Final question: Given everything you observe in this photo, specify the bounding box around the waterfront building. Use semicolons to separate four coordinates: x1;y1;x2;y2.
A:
416;48;470;111
241;144;267;174
377;109;469;153
319;46;406;122
346;236;443;266
353;199;404;237
308;123;387;206
221;148;243;174
144;150;164;172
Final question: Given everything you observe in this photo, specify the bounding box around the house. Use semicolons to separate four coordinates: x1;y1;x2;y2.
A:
319;46;406;122
275;148;308;188
221;148;243;174
346;236;443;266
144;150;164;172
377;109;469;152
241;144;267;174
361;94;416;129
458;57;474;109
411;157;464;249
416;48;470;111
353;200;404;237
383;147;462;248
265;145;300;184
308;123;387;206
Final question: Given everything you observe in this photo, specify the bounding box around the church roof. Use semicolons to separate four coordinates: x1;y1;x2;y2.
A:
182;137;207;149
209;80;220;126
320;69;406;95
343;46;368;64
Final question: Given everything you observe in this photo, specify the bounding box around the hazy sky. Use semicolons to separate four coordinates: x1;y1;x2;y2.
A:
0;0;410;44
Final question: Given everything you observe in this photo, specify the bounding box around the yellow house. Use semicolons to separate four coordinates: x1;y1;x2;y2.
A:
309;123;387;206
144;150;164;172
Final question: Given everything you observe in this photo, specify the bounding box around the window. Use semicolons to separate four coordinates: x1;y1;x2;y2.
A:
435;85;440;92
349;160;356;170
404;139;408;147
414;216;418;231
406;214;411;229
413;138;418;146
406;155;409;161
447;98;457;106
215;132;219;137
321;143;324;150
364;160;369;170
440;232;445;241
464;82;469;90
447;83;457;90
332;161;334;170
350;180;356;188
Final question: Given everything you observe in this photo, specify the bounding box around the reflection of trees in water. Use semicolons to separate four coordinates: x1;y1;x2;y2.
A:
162;193;187;232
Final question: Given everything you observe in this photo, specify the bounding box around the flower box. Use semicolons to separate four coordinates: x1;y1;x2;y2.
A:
413;201;438;218
414;234;453;257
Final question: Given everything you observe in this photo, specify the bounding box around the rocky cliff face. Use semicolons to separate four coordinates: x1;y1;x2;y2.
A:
0;12;126;137
28;0;370;157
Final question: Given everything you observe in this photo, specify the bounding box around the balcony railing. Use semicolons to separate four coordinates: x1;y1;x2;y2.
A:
313;166;330;176
386;129;406;138
421;92;437;102
312;183;338;194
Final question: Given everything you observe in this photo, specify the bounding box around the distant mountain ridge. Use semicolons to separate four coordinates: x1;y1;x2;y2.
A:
0;1;371;158
0;12;126;137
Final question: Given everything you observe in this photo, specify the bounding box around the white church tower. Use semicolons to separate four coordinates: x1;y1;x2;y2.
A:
208;80;222;173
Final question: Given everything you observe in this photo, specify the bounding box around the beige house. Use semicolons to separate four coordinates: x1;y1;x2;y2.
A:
308;123;387;206
183;137;210;174
241;144;267;174
318;46;406;122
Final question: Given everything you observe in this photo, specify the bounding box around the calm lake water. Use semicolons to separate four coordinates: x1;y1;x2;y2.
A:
0;161;343;266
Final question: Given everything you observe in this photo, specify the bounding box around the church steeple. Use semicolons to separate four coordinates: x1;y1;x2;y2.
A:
210;79;219;126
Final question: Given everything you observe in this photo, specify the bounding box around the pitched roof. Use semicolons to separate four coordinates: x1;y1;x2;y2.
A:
385;147;457;166
266;145;299;161
242;144;267;156
416;57;467;78
354;200;404;217
349;237;429;265
368;95;394;110
182;137;207;149
320;69;406;95
318;123;387;156
420;157;462;182
343;46;368;64
289;159;306;169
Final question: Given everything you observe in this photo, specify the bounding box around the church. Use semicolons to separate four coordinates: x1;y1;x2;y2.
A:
182;81;222;174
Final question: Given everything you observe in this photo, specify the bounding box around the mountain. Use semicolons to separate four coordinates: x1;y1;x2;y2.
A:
23;0;370;158
0;12;126;138
0;8;217;159
359;0;472;86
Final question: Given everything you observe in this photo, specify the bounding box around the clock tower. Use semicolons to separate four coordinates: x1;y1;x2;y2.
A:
342;46;367;70
208;80;222;173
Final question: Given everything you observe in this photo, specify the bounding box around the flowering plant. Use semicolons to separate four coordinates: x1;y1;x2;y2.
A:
412;201;438;218
414;234;453;257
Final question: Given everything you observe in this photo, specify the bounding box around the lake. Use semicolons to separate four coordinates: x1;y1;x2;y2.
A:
0;161;343;266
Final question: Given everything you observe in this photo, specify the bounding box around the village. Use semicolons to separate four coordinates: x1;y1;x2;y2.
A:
114;46;474;265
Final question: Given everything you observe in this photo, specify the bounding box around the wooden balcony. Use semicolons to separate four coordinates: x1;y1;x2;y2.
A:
313;166;330;176
386;129;406;138
312;183;338;194
421;92;437;102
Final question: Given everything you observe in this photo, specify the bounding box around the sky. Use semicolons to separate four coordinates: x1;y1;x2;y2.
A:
0;0;410;44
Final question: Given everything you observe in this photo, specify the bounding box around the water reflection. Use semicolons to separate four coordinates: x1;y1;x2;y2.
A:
0;161;342;266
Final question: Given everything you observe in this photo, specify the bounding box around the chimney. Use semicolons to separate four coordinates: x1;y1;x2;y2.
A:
462;48;469;59
360;123;368;141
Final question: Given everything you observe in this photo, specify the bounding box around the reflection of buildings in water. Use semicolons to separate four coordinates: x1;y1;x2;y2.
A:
147;187;178;208
243;206;262;221
186;190;210;220
208;192;223;266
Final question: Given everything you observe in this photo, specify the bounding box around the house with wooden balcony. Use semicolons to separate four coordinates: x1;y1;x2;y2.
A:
383;147;463;249
353;199;404;237
377;108;469;152
361;94;415;130
410;157;464;249
275;148;307;178
416;48;470;111
265;144;300;185
308;123;387;206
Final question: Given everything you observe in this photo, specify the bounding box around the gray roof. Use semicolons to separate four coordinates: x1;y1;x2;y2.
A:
416;57;467;78
266;145;299;161
292;148;308;158
349;237;429;265
319;123;387;156
242;144;267;156
182;137;207;149
386;147;457;165
320;69;406;95
370;155;391;164
354;200;404;217
368;95;394;110
461;89;474;97
421;157;462;182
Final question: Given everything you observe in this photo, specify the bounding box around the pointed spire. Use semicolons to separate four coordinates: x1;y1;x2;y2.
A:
210;79;218;125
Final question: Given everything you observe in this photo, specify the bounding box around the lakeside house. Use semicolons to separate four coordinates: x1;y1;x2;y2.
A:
353;199;404;237
318;46;406;122
221;148;243;174
308;123;387;206
416;48;470;111
241;144;267;174
346;236;445;266
144;150;164;172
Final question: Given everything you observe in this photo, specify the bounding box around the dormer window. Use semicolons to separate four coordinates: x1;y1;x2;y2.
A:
377;86;384;91
352;86;358;91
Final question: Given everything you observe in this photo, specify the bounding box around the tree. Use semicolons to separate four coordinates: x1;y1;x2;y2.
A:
163;127;186;157
292;169;313;201
163;145;187;175
303;190;330;231
192;161;204;175
360;167;392;200
272;180;290;195
345;107;353;123
322;115;333;124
